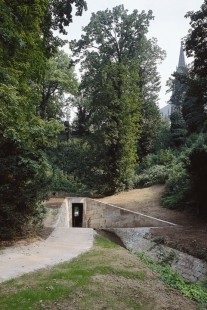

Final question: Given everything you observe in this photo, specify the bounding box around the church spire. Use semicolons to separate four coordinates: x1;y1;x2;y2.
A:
176;42;186;73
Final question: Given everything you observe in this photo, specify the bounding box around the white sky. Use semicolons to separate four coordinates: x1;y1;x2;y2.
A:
63;0;201;109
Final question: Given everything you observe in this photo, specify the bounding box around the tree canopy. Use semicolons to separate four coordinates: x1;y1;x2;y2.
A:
184;0;207;78
0;0;86;240
70;5;165;193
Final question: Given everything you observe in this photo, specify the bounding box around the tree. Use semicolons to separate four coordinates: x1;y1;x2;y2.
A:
38;50;78;120
184;1;207;79
0;84;62;240
167;67;206;134
0;0;86;240
38;0;87;58
0;0;49;84
70;5;165;193
184;133;207;216
151;117;171;152
170;110;187;147
87;62;141;194
138;38;165;156
72;96;92;136
182;75;206;133
166;66;188;111
183;1;207;132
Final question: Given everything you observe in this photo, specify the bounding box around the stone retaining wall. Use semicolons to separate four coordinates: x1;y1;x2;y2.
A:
106;228;207;282
85;198;176;228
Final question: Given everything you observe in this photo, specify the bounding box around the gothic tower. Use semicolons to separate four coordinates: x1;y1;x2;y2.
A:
171;42;186;112
160;43;186;118
176;43;186;74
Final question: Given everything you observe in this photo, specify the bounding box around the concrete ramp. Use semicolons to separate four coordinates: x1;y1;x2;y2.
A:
0;228;94;283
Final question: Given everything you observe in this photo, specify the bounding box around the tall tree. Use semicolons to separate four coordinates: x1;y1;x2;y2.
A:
0;0;86;240
184;0;207;79
138;38;165;156
70;5;165;193
167;66;206;134
183;1;207;132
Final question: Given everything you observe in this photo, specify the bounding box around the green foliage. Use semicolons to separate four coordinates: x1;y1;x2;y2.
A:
184;1;207;80
153;236;164;244
140;149;176;170
161;133;207;216
138;37;165;157
153;3;207;215
46;140;93;192
170;110;187;147
135;149;175;188
0;109;61;237
70;5;165;194
45;0;87;36
135;165;169;188
0;0;49;84
71;96;92;136
181;2;207;133
168;73;188;110
185;134;207;215
135;2;207;217
137;252;207;308
0;83;62;240
168;67;206;134
0;0;85;240
38;50;79;120
161;161;191;209
51;169;87;194
151;117;171;152
88;62;141;194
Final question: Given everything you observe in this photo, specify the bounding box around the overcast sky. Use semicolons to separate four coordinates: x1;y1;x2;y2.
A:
63;0;201;109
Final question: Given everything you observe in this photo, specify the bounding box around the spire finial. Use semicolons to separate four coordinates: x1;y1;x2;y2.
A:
177;42;186;73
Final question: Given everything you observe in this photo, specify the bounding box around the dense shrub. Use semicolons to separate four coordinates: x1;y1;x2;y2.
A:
139;149;176;171
51;169;87;194
134;149;175;189
185;142;207;215
161;162;191;210
0;149;51;241
151;117;171;152
170;110;187;147
161;133;207;216
135;165;170;188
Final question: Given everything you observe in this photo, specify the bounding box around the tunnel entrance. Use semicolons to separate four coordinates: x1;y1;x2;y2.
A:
72;203;83;227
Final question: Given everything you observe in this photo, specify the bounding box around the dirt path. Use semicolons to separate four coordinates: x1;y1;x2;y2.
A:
99;184;207;261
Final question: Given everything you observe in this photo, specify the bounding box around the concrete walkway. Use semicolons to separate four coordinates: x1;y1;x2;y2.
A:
0;228;94;283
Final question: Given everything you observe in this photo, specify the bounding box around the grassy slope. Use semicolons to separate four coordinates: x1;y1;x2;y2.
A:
0;235;204;310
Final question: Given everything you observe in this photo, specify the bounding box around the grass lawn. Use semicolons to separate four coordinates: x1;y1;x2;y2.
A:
0;234;204;310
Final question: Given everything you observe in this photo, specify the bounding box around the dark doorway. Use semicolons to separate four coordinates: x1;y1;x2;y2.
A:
72;203;83;227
